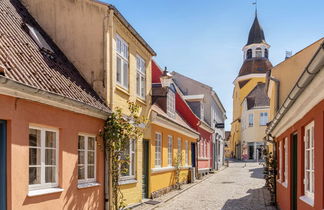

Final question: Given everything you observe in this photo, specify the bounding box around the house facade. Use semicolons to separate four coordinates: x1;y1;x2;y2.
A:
266;38;324;210
229;12;272;160
0;1;110;209
20;0;156;207
147;61;199;198
172;72;226;172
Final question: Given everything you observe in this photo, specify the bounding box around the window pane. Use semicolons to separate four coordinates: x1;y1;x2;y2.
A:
29;167;41;184
45;149;56;165
131;153;135;175
29;129;41;147
88;165;95;179
121;162;130;176
117;57;121;83
141;76;145;97
88;151;95;165
45;167;56;183
136;73;140;95
29;148;41;165
116;38;121;53
88;137;95;150
306;171;310;191
45;131;56;148
78;136;85;149
123;62;128;87
78;151;85;164
78;166;85;180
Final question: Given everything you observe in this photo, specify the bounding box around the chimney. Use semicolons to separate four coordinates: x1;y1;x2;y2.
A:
285;51;292;60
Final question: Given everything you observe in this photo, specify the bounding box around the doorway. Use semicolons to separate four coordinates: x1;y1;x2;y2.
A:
249;144;254;159
142;140;149;199
0;120;6;210
291;133;298;210
191;143;196;167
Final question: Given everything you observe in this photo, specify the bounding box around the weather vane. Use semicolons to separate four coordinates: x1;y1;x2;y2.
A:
252;0;257;16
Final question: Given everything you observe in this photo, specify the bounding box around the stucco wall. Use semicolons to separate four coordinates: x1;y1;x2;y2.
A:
1;95;104;210
149;124;195;196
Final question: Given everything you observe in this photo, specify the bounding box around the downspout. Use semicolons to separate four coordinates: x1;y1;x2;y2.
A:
103;8;114;210
267;73;280;112
108;8;114;109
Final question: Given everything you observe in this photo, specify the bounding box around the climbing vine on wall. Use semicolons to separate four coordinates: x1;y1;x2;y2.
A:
101;102;146;210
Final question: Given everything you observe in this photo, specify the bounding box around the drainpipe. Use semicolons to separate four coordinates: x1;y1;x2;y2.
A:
267;72;280;112
103;8;114;210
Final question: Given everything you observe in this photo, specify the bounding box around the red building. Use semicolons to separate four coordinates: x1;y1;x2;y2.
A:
152;61;214;178
266;39;324;210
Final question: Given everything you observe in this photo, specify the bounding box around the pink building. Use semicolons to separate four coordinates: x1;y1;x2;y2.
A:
0;1;110;209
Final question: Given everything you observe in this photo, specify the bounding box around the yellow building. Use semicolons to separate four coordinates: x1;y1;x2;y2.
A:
21;0;156;207
146;61;199;198
229;13;272;159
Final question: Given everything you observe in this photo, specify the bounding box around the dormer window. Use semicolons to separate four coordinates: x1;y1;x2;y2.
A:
167;90;175;118
247;49;252;59
255;48;262;58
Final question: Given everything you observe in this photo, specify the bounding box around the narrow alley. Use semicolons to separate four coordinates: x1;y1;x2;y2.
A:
139;162;276;210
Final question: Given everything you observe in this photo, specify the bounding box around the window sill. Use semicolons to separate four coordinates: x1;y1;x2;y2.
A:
78;182;100;189
198;158;209;161
136;97;147;105
118;179;137;186
116;85;130;96
28;188;64;197
151;166;175;174
299;195;314;207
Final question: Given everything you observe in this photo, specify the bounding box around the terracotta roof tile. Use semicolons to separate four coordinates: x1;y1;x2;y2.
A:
0;0;109;113
246;83;269;109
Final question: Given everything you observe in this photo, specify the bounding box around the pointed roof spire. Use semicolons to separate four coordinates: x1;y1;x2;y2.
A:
246;2;266;46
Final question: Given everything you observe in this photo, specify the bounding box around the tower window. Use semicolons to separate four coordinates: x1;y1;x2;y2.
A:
265;49;269;58
246;49;252;59
255;48;262;58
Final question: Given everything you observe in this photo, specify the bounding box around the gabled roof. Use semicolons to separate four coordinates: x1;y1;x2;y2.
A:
246;14;267;46
246;83;269;109
0;0;109;113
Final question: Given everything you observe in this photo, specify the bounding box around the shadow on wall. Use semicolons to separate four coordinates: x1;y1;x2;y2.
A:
221;187;274;210
249;167;264;179
63;163;100;210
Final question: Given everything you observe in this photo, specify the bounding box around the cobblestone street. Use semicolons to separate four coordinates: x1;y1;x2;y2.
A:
138;161;276;210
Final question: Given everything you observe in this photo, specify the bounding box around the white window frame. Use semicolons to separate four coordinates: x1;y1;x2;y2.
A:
260;112;268;126
304;121;315;200
167;90;176;118
115;34;129;89
278;140;283;182
248;113;254;127
29;126;59;191
283;137;288;186
155;133;162;168
168;135;173;166
136;55;146;99
78;134;97;184
120;139;136;179
185;140;189;166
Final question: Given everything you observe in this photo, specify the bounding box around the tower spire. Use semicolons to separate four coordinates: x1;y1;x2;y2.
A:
253;0;257;17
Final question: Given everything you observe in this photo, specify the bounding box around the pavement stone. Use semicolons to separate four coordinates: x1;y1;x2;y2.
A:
134;161;277;210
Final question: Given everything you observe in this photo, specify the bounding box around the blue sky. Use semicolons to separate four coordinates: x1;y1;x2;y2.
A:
104;0;324;129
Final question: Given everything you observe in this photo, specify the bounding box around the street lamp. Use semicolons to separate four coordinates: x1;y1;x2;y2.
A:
160;67;172;88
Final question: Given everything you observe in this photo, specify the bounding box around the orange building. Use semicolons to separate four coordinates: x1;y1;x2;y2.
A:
0;1;110;209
